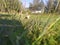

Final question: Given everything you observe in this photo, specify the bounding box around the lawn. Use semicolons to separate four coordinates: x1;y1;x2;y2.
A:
0;13;60;45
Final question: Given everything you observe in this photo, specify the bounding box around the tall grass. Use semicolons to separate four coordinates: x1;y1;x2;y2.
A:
0;13;60;45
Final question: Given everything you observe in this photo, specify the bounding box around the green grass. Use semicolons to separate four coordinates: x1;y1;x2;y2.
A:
0;13;60;45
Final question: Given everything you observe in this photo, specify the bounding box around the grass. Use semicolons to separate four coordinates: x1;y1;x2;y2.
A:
0;13;60;45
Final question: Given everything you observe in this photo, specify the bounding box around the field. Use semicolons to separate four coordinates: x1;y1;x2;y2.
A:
0;13;60;45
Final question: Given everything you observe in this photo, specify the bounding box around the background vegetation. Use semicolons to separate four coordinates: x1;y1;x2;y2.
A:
0;0;60;45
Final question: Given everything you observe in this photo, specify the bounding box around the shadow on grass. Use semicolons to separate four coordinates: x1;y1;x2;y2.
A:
0;14;11;17
0;18;26;45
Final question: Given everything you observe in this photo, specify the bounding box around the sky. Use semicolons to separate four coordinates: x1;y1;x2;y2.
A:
20;0;48;8
20;0;33;8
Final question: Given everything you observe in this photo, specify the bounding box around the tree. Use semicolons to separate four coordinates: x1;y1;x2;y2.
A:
29;0;45;12
47;0;60;13
33;0;40;6
47;0;55;13
55;0;60;12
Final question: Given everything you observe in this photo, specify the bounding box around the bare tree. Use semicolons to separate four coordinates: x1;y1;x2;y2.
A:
33;0;40;6
29;0;45;12
55;0;60;11
47;0;55;12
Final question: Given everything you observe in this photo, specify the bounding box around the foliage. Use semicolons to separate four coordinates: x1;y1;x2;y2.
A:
0;13;60;45
29;0;60;13
0;0;22;12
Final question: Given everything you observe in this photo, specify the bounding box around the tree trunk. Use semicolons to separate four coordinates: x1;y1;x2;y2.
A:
55;1;59;11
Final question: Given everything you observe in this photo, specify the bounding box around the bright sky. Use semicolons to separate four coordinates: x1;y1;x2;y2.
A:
20;0;33;8
20;0;48;8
